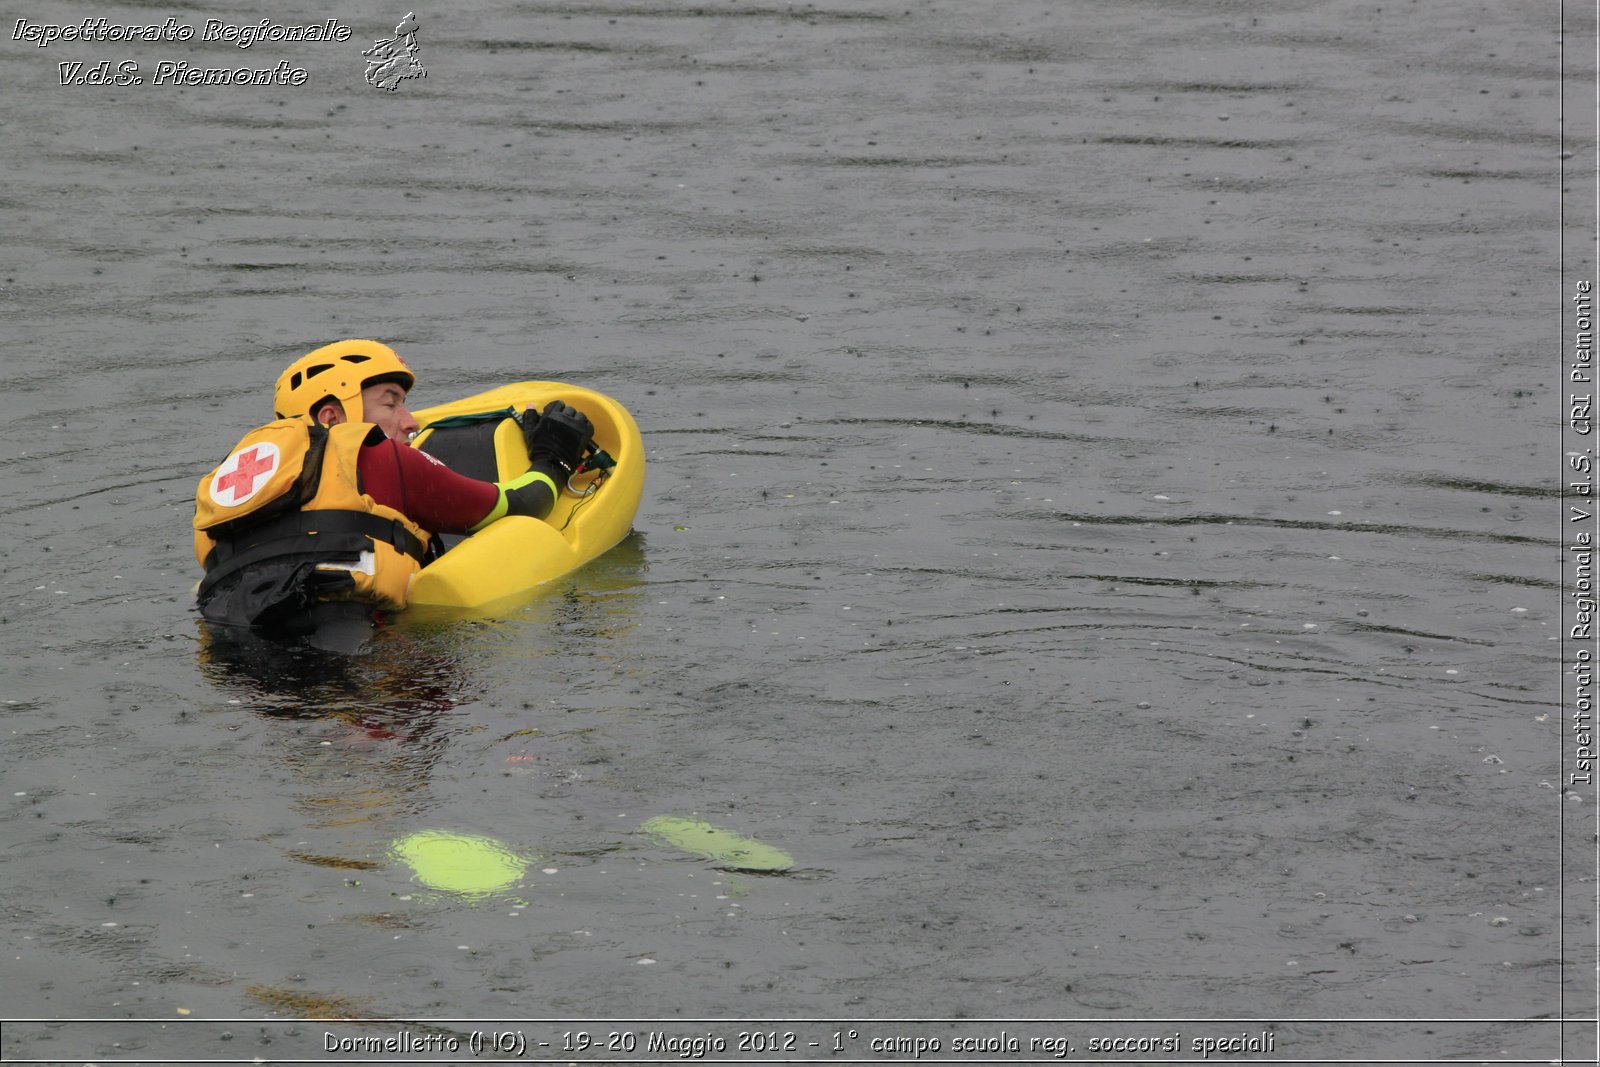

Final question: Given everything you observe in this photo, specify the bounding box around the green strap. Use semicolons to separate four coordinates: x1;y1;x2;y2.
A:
416;407;518;434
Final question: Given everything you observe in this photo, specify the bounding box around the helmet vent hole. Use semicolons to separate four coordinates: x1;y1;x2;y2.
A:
289;372;302;389
305;362;334;380
342;354;371;364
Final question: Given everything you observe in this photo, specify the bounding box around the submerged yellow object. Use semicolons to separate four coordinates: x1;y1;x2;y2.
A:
639;816;794;872
405;382;645;612
391;830;532;897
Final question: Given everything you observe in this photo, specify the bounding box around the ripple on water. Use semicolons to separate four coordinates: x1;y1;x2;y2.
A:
0;0;1564;1037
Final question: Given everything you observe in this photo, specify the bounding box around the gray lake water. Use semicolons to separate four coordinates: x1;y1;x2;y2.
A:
2;0;1594;1063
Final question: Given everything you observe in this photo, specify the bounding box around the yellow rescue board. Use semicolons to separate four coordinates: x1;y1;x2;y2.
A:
403;382;644;612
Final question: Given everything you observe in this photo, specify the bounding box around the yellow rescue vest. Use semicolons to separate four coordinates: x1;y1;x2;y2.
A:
193;419;430;615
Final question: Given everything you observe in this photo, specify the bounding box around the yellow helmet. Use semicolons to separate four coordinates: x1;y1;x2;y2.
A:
273;339;415;424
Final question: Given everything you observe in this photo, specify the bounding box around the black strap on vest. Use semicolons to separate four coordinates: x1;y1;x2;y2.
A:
198;509;427;603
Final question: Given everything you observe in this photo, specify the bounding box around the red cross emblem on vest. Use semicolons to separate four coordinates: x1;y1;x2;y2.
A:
210;441;281;506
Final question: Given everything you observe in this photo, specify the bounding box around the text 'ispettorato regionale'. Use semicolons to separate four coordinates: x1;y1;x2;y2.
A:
12;17;352;49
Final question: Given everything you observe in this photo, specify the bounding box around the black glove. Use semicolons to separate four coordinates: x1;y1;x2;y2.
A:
523;400;594;474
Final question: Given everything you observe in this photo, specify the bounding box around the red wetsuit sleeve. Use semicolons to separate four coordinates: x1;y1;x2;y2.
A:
356;439;500;535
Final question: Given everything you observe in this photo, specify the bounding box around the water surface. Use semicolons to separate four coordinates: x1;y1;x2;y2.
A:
0;1;1590;1063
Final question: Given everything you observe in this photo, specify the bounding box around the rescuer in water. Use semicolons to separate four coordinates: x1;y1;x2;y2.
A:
192;339;593;632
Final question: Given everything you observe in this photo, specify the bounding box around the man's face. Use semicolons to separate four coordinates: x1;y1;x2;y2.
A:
361;380;420;442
